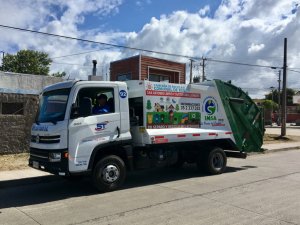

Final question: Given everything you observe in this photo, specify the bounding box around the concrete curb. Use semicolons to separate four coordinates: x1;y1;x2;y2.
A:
247;146;300;155
0;175;62;189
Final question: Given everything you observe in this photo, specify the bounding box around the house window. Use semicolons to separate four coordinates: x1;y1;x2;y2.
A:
116;73;132;81
1;103;24;115
149;74;170;83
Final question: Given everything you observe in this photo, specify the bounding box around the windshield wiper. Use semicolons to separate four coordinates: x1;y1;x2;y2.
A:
49;120;57;125
35;121;40;125
42;120;57;125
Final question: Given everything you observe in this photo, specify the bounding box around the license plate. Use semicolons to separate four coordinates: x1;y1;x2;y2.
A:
33;161;39;169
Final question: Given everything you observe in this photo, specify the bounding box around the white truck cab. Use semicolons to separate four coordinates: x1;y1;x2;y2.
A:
29;79;263;192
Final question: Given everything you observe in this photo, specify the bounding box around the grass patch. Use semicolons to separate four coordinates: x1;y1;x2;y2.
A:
263;134;300;145
0;153;30;172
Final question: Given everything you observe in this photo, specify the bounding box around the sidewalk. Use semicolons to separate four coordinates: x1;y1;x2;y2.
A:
0;169;61;189
1;142;300;189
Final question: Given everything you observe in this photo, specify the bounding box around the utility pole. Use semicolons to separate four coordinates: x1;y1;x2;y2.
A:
199;57;211;82
201;57;205;82
270;86;275;126
1;51;4;71
189;59;195;84
281;38;287;136
277;70;281;125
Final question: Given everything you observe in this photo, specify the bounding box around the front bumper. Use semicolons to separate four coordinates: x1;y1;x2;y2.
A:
28;148;69;176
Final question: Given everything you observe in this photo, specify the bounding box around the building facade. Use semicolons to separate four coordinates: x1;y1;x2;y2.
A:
0;72;66;154
110;55;186;84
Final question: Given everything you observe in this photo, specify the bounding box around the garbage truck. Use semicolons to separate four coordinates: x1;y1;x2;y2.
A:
29;79;264;192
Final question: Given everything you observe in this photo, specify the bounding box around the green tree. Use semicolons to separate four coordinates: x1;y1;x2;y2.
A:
266;88;296;106
175;104;179;111
1;50;53;75
146;100;152;110
51;71;67;78
261;100;278;110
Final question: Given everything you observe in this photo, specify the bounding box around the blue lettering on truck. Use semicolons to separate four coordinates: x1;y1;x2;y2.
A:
32;126;48;131
95;121;109;131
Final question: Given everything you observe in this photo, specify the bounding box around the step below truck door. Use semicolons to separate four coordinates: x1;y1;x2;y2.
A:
215;80;264;153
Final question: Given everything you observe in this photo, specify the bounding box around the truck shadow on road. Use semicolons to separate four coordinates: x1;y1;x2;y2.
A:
0;164;254;210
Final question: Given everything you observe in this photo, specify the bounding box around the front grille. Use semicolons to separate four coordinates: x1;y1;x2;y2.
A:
30;148;50;162
31;135;60;144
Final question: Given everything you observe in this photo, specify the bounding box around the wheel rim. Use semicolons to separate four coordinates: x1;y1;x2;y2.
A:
102;164;119;183
212;153;224;170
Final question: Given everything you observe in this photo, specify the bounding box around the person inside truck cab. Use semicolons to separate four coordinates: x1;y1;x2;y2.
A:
92;94;111;114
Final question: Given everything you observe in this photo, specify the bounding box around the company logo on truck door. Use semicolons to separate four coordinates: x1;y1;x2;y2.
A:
95;121;109;131
203;96;218;121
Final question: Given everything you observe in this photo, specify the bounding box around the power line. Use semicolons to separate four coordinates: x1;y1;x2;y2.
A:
0;24;194;60
287;68;300;73
0;24;284;69
51;62;92;67
51;48;111;59
209;59;279;69
51;61;107;67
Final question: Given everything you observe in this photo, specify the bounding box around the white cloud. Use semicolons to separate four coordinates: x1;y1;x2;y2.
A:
120;0;300;98
199;5;210;16
1;0;300;98
136;1;142;6
0;0;124;80
248;43;265;53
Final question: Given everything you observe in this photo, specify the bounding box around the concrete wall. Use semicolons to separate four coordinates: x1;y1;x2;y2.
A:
272;113;300;123
0;93;38;155
0;71;66;92
0;72;67;155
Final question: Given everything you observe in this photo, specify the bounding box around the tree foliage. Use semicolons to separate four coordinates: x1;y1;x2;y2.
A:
260;100;278;110
1;50;53;75
266;88;296;106
51;71;67;78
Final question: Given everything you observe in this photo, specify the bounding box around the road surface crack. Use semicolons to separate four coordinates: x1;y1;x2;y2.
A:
15;207;41;225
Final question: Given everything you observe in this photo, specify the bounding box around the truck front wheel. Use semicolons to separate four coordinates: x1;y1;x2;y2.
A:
197;147;227;175
93;155;126;192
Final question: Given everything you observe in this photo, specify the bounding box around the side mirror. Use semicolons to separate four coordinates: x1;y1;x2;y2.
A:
80;97;92;117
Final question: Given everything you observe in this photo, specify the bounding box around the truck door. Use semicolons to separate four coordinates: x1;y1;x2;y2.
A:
68;84;121;172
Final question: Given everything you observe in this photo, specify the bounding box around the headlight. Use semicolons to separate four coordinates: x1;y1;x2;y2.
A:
49;153;61;162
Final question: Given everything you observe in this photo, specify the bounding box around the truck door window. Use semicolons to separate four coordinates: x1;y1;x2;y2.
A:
129;97;143;126
75;88;115;116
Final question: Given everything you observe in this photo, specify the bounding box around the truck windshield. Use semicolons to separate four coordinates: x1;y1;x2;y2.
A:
35;88;71;123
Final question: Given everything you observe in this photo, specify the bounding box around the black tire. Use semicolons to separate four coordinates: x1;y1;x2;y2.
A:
92;155;126;192
63;176;84;181
169;156;185;168
197;147;227;175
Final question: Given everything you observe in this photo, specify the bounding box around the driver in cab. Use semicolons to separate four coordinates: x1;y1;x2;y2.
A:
92;94;111;114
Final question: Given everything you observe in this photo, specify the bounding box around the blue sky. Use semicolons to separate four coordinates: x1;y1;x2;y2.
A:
78;0;222;33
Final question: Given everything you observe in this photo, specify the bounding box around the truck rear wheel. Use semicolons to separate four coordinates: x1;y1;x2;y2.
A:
197;147;227;175
92;155;126;192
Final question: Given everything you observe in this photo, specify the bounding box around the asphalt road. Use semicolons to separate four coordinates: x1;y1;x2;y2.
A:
1;150;300;225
